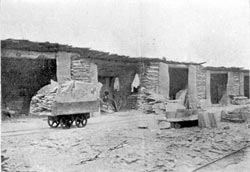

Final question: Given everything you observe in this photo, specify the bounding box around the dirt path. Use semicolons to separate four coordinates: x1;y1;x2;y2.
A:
2;108;250;172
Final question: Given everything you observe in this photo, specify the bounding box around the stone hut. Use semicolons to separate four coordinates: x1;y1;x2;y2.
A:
1;39;249;115
204;66;249;105
1;39;139;115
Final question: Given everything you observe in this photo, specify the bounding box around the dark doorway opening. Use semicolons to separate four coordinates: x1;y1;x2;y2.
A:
98;76;115;100
210;73;228;104
1;57;57;115
169;67;188;100
244;76;249;98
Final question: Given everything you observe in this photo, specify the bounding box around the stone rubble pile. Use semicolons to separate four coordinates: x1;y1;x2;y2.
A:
126;94;139;109
221;106;250;123
138;89;168;114
230;95;250;105
29;80;58;115
138;89;188;115
1;149;9;172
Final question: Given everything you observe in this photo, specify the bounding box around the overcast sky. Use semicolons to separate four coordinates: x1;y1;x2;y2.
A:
1;0;250;68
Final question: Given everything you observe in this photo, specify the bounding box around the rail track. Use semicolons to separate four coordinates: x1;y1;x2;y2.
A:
1;117;149;137
191;144;250;172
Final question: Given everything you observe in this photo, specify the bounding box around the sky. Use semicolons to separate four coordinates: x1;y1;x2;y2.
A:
1;0;250;68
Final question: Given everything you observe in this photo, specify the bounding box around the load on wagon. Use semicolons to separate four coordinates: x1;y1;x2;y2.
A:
31;52;101;129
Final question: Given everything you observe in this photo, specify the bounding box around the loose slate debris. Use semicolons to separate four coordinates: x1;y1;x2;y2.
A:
138;125;148;129
198;112;217;128
221;111;245;123
108;140;128;151
80;140;128;164
80;152;102;164
138;88;189;117
158;120;171;130
230;95;249;105
1;108;15;119
221;106;250;123
156;126;250;171
138;89;168;114
30;80;58;115
192;144;250;172
1;150;9;172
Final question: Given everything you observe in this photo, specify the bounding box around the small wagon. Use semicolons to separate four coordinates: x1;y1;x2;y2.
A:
47;114;90;129
47;101;99;129
47;79;100;129
46;53;100;129
165;109;199;128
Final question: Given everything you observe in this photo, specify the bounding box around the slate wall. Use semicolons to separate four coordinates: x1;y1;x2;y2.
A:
140;62;160;92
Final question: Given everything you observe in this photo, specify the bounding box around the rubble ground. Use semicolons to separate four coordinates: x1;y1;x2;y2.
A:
1;105;250;172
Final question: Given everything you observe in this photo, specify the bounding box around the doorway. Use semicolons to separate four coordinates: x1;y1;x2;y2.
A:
244;75;249;98
210;73;228;104
169;67;188;100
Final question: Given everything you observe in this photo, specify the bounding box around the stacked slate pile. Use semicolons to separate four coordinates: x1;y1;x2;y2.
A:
230;95;249;105
138;89;168;114
100;102;115;113
221;106;250;123
138;88;189;115
1;149;9;172
126;94;139;109
219;91;230;106
140;62;159;91
198;112;217;128
71;58;91;82
30;80;58;115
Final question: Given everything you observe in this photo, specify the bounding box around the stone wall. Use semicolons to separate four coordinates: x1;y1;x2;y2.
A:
196;66;206;100
140;62;159;92
68;55;138;109
70;54;97;83
140;62;204;109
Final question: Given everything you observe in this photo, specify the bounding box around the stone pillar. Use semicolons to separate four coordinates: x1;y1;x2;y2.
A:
205;71;211;105
240;72;244;96
188;65;198;109
227;71;234;95
56;52;72;84
158;62;169;99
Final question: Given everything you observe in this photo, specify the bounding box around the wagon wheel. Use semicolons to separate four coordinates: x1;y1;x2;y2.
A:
60;116;73;129
75;114;87;128
47;116;60;128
